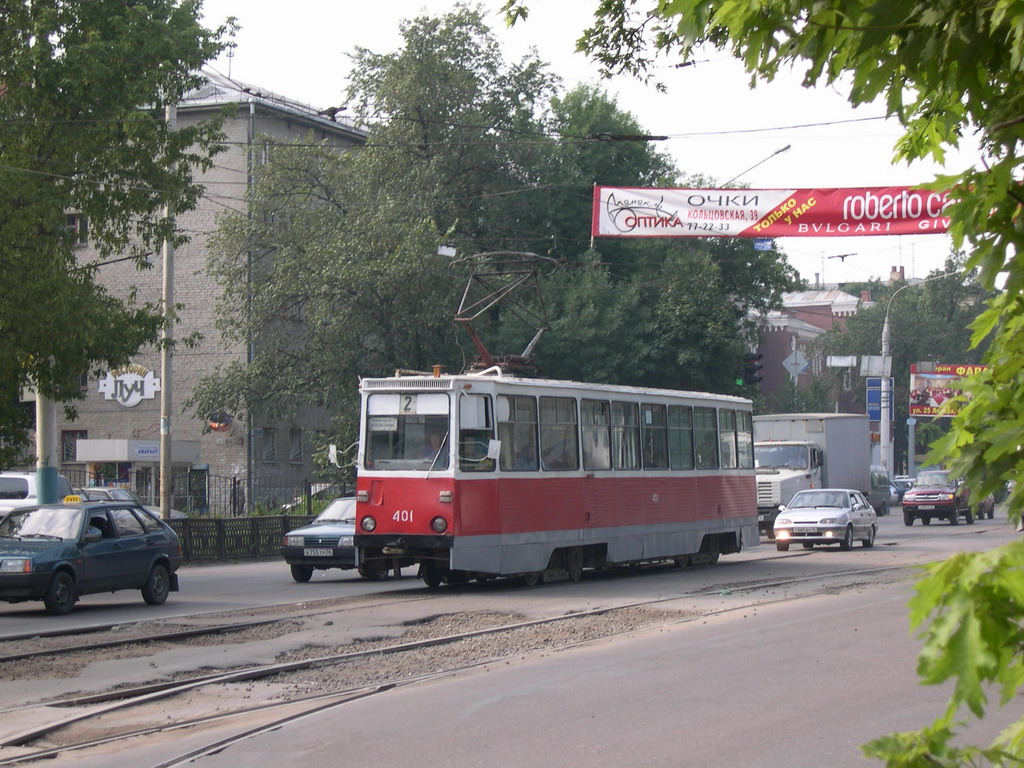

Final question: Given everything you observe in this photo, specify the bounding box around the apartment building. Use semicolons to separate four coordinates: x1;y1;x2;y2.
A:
57;71;366;513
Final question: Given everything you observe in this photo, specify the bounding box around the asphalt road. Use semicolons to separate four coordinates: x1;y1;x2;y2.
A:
166;510;1022;768
2;508;1019;768
1;506;1016;637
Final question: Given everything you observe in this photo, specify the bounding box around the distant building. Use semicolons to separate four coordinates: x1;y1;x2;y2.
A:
55;71;366;514
756;288;870;411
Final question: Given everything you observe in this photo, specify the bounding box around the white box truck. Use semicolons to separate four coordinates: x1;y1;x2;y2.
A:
753;413;882;537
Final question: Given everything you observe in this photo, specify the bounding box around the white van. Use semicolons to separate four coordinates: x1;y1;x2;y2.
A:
0;471;74;516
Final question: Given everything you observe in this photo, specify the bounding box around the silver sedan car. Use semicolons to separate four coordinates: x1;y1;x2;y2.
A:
773;488;877;551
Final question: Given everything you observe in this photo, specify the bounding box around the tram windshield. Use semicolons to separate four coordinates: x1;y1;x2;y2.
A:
363;393;451;470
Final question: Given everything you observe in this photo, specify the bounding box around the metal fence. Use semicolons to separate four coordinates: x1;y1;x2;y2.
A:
62;467;349;518
167;515;316;563
59;468;352;563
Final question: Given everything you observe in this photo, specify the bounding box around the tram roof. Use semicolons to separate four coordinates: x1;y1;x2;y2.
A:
360;369;751;406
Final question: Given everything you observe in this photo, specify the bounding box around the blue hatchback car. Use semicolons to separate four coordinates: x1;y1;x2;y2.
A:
0;498;182;615
281;497;389;582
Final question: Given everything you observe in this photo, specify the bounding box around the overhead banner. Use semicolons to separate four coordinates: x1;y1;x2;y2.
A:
909;363;986;417
592;185;952;238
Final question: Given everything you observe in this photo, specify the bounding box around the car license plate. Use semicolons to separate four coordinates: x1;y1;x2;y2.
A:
303;547;332;557
917;505;935;510
793;527;816;533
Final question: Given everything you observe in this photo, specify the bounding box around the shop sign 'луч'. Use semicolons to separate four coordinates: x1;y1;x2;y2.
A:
97;364;161;407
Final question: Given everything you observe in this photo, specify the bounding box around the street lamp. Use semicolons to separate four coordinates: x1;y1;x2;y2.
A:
723;144;791;186
879;271;959;473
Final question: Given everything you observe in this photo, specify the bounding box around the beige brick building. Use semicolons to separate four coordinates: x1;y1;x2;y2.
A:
58;72;366;514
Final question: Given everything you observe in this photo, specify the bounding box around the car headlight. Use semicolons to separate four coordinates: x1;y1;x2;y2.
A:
776;518;791;526
340;536;353;547
0;558;31;574
820;517;837;525
284;535;304;547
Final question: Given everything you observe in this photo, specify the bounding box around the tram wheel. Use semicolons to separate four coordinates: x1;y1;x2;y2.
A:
520;571;543;587
566;548;584;582
358;563;388;581
420;563;444;589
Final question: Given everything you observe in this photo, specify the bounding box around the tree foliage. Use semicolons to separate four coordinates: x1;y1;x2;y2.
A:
0;0;231;466
501;0;1024;762
198;4;797;464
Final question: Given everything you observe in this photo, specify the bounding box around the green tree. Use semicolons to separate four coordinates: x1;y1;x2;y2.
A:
0;0;231;466
517;84;799;391
199;6;798;461
198;6;559;447
502;0;1024;762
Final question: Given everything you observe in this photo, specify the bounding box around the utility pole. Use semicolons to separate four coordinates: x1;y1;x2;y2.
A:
880;313;892;472
35;387;59;504
159;101;176;519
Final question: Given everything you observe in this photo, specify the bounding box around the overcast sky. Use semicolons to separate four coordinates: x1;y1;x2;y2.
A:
198;0;982;287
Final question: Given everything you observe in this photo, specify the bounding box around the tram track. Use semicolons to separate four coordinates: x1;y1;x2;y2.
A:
0;589;438;664
0;542;863;661
0;559;920;767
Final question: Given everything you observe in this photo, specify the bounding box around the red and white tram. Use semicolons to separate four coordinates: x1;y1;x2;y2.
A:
354;367;758;587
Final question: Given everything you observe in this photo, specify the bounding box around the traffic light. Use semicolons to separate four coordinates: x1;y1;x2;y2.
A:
742;353;764;386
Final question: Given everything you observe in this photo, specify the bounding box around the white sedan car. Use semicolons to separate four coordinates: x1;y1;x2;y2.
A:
773;488;877;552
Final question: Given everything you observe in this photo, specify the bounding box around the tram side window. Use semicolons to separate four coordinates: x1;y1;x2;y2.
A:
539;396;579;470
581;399;611;470
459;394;494;472
694;406;719;469
611;401;640;470
641;403;669;469
737;410;754;469
668;405;694;470
719;409;737;469
497;395;538;471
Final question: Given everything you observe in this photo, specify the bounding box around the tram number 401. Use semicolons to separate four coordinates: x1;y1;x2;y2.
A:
392;509;413;522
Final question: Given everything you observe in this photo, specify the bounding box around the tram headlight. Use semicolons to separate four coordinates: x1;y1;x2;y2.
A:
361;516;376;532
430;516;448;534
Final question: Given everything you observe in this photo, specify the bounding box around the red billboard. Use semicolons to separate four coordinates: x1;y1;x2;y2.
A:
909;364;986;417
591;185;952;238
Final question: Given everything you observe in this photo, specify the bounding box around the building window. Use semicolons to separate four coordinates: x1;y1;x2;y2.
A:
62;430;87;462
66;213;88;246
289;428;303;464
262;428;277;463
